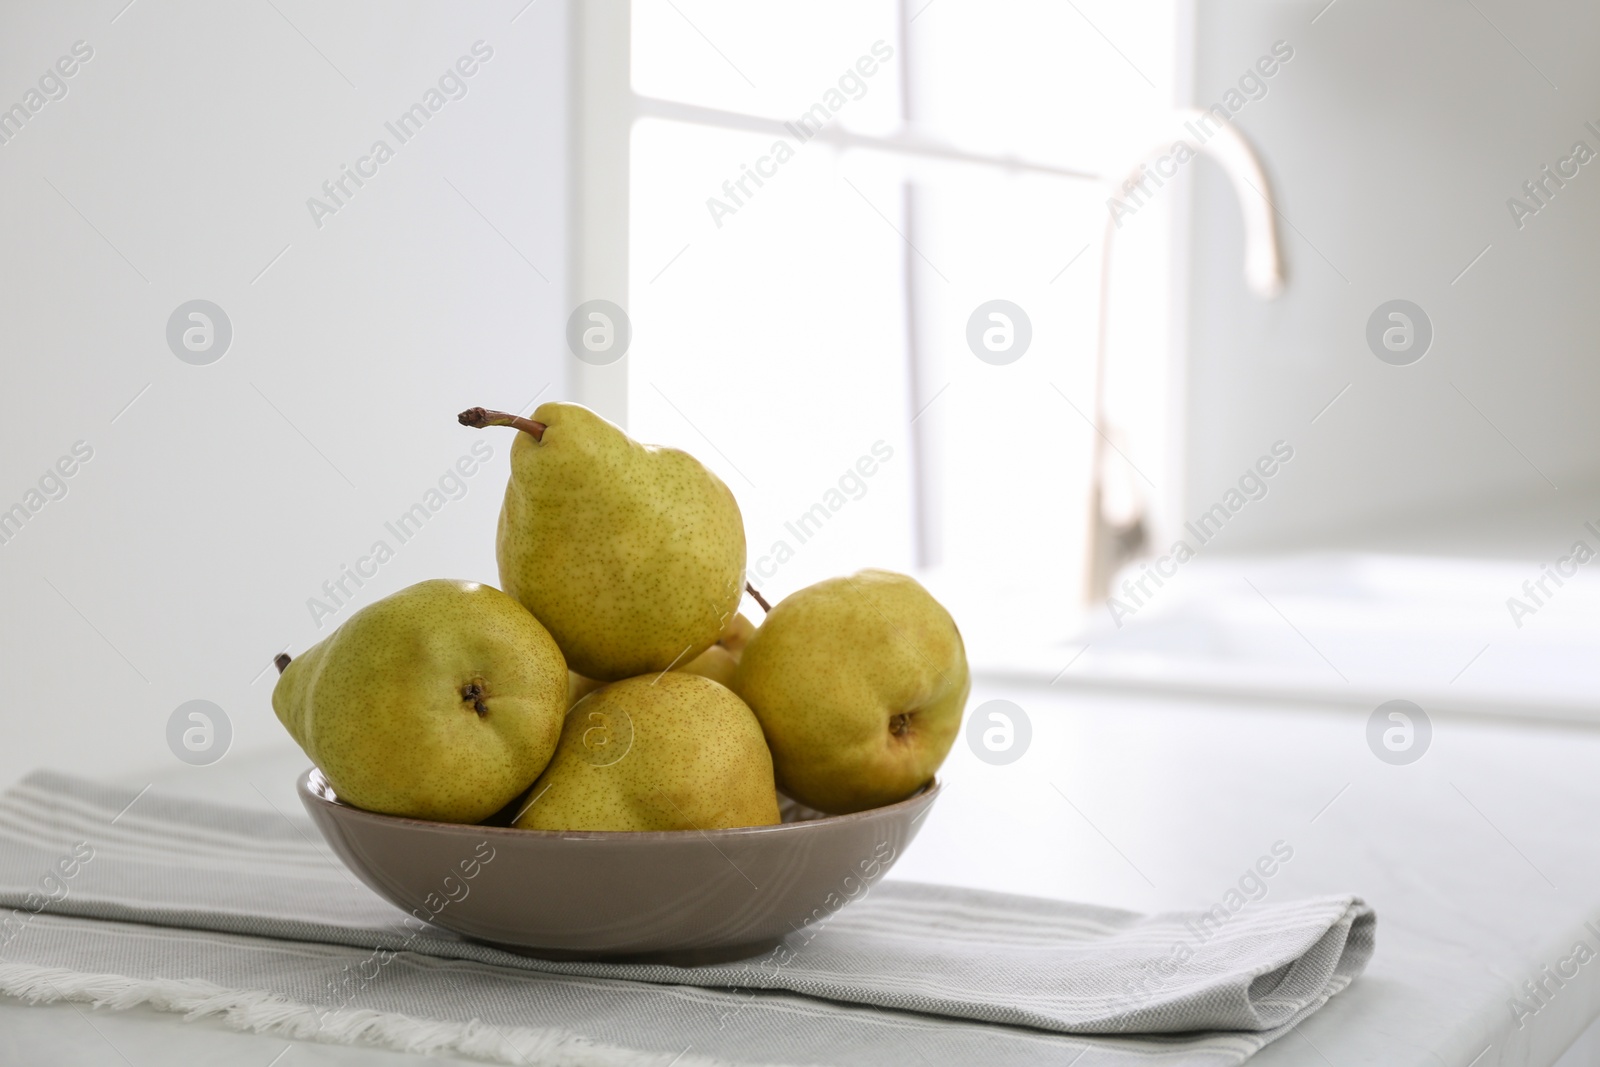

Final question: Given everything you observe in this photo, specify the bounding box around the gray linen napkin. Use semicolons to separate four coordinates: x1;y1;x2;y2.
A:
0;771;1373;1066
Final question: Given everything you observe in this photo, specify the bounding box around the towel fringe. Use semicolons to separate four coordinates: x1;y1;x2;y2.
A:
0;963;748;1067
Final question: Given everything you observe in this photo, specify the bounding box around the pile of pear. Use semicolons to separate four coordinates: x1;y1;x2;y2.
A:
273;402;970;832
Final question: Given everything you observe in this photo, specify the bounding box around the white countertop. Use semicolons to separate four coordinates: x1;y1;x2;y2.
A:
6;679;1600;1066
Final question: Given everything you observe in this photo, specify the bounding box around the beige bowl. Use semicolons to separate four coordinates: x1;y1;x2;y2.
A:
298;768;939;964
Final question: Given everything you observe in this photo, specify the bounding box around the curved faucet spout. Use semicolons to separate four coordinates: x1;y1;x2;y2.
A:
1123;110;1284;298
1083;112;1284;604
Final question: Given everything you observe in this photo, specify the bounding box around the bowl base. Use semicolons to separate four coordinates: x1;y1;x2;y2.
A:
485;937;783;967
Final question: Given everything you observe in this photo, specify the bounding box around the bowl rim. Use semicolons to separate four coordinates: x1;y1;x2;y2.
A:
297;766;941;842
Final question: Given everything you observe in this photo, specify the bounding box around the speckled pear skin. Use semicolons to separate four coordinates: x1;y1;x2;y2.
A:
678;644;738;688
733;569;969;815
715;613;756;657
494;402;747;682
567;611;753;704
565;671;606;708
515;673;779;832
273;579;567;824
676;609;754;688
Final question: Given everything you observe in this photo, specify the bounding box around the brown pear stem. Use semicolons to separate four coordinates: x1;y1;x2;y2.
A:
274;653;292;675
745;582;771;614
458;407;546;441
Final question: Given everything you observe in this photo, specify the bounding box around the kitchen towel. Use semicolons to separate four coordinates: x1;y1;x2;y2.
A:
0;771;1373;1066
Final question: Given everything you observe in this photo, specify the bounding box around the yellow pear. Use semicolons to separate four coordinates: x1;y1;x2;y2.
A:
678;645;738;688
516;673;779;832
715;612;757;657
460;403;747;681
273;580;567;823
733;570;968;814
677;612;757;688
566;671;605;708
571;609;755;696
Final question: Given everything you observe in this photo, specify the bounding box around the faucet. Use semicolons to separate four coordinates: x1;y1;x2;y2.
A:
1083;109;1286;604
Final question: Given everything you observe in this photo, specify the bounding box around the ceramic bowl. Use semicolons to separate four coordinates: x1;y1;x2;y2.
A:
298;768;939;964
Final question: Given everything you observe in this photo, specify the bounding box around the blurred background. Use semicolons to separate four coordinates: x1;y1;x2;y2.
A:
1;0;1596;817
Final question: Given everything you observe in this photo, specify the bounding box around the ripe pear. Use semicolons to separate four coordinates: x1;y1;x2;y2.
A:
715;612;757;657
566;671;605;708
678;645;738;688
273;579;567;823
678;611;757;688
733;570;968;814
515;673;779;832
568;611;755;698
460;403;747;682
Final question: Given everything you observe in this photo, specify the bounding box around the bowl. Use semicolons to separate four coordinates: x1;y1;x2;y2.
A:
298;768;939;964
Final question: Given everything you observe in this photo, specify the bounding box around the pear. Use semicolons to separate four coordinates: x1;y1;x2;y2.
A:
677;611;757;689
733;570;968;814
460;403;747;682
678;645;738;688
516;673;779;832
273;579;567;823
569;610;755;698
714;612;757;657
566;671;605;708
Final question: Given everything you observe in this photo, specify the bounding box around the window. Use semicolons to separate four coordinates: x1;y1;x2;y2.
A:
619;1;1181;665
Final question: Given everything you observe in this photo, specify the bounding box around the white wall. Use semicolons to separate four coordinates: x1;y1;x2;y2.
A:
1180;0;1600;554
0;1;570;788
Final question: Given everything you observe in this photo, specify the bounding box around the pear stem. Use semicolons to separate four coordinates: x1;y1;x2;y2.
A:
458;407;546;441
745;582;771;614
274;653;292;675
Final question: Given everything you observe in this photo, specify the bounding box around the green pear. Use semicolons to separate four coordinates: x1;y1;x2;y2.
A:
273;579;567;823
460;403;747;682
733;570;968;814
566;671;605;708
516;673;779;832
678;645;738;688
569;611;754;698
678;611;757;688
714;612;757;657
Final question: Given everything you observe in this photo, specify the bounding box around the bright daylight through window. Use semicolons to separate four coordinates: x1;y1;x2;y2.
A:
625;0;1180;668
